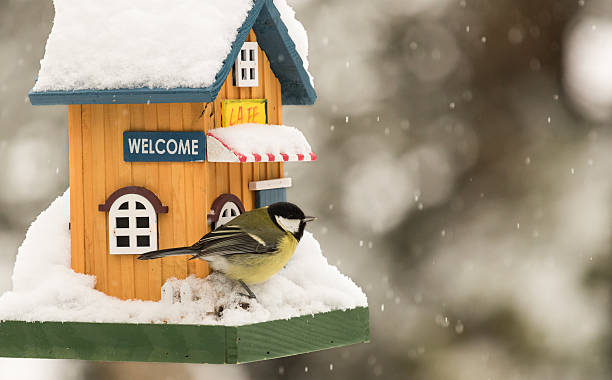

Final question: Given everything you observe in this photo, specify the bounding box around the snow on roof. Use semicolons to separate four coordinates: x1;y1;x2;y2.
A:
0;190;366;325
207;124;316;162
272;0;311;81
31;0;312;93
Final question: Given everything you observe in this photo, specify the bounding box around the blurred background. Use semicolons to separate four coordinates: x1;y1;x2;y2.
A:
2;0;612;378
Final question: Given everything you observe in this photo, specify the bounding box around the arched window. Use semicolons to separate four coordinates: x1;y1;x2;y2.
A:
208;193;245;230
218;201;241;226
99;187;168;255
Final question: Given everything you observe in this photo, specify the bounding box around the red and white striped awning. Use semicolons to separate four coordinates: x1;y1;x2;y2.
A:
206;124;317;163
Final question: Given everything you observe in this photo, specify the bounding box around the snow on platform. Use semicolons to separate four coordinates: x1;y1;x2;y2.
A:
0;190;366;325
207;124;317;163
32;0;312;92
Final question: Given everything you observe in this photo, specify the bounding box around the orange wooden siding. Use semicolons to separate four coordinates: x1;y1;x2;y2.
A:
68;29;284;301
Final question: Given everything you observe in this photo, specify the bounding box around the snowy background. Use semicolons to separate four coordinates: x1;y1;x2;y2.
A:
2;0;612;379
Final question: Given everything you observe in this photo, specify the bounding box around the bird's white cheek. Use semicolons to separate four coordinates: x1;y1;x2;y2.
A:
276;216;300;233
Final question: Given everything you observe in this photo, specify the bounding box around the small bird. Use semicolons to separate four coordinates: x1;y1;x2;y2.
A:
138;202;315;299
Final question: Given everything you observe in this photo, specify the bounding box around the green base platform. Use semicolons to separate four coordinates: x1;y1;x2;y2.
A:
0;307;369;364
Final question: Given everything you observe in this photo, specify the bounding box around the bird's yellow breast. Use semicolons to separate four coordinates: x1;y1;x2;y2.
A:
222;234;298;284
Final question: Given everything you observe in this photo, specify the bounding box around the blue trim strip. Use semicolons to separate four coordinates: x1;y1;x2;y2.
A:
28;0;315;106
255;188;287;208
255;0;316;105
29;86;220;105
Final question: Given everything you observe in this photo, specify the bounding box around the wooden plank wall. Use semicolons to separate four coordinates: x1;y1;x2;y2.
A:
68;29;284;301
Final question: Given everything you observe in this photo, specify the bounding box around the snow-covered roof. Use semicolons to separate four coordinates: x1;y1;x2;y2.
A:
207;124;317;163
29;0;316;106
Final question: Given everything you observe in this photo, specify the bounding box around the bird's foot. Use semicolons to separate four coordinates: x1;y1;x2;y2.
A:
238;280;257;299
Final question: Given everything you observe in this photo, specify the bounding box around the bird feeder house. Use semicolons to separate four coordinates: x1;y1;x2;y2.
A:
0;0;369;363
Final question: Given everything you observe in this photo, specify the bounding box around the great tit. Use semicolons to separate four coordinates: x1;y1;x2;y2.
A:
138;202;315;299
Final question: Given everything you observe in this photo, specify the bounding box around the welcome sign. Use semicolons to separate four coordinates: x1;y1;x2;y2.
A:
123;131;206;162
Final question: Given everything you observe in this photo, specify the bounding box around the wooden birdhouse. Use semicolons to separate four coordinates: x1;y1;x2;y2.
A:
29;0;318;302
0;0;369;364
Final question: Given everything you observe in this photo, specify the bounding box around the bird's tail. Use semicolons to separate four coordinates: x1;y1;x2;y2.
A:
137;247;197;260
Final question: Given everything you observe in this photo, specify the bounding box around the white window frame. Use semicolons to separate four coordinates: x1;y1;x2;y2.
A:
108;193;158;255
216;201;242;228
235;42;259;87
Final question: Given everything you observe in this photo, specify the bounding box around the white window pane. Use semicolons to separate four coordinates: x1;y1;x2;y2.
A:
136;217;149;228
137;235;150;247
116;236;130;247
116;217;129;228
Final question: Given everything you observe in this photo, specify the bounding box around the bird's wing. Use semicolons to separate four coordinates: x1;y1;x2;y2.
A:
190;224;279;257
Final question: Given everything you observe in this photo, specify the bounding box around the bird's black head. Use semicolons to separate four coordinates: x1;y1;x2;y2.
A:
267;202;316;241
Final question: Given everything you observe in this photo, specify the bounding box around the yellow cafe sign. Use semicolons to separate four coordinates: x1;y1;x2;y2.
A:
222;99;267;127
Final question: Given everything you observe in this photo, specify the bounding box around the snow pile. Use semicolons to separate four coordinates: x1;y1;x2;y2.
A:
0;190;366;325
208;124;313;155
32;0;313;92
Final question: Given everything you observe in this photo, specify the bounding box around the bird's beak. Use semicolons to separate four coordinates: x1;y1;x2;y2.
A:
303;216;317;223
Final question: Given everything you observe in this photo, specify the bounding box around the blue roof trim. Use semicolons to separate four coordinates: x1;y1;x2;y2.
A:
28;0;316;106
255;0;316;105
28;87;220;105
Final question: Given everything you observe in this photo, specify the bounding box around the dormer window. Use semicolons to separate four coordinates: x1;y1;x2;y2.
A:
99;187;168;255
234;42;258;87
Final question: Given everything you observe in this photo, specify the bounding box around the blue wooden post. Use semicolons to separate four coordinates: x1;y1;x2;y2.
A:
255;188;287;208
